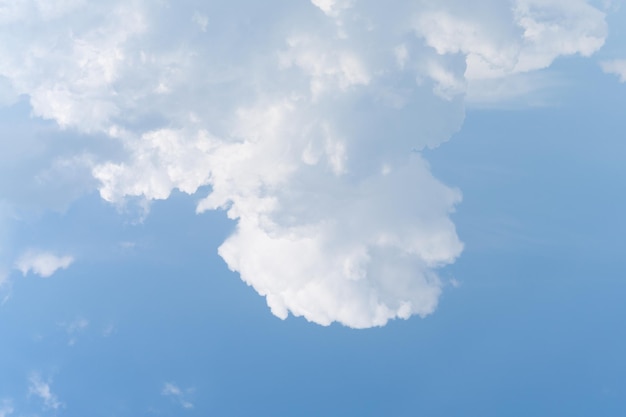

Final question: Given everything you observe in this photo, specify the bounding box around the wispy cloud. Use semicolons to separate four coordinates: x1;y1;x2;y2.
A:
0;399;13;417
465;71;565;108
59;317;89;346
192;11;208;32
28;373;62;410
102;323;116;338
0;271;10;305
162;383;194;410
15;250;74;278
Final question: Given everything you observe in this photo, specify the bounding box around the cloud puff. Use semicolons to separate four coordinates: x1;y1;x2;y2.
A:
162;383;194;410
15;251;74;278
28;373;62;410
0;0;608;327
601;59;626;82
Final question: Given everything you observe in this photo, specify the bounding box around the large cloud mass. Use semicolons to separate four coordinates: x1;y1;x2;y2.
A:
0;0;607;327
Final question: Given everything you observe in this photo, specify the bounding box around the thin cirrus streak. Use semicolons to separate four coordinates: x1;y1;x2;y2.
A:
0;0;607;327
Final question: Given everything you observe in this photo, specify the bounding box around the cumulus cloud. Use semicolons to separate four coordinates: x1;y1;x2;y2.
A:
15;250;74;278
601;59;626;82
162;383;194;410
28;373;62;410
0;0;608;327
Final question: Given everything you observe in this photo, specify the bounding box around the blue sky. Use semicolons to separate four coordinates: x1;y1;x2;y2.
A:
1;1;626;416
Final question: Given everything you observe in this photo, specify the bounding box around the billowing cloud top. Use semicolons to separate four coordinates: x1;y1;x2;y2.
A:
0;0;607;327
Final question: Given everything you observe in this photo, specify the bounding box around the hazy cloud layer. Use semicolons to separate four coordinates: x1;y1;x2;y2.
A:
0;0;607;327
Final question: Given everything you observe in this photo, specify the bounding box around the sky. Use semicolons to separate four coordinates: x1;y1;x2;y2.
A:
1;0;625;416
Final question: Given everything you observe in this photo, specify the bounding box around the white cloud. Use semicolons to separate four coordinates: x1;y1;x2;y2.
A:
15;251;74;278
28;373;62;410
212;155;463;327
162;383;194;410
414;0;606;102
416;0;606;80
601;59;626;82
0;0;609;327
310;0;353;17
